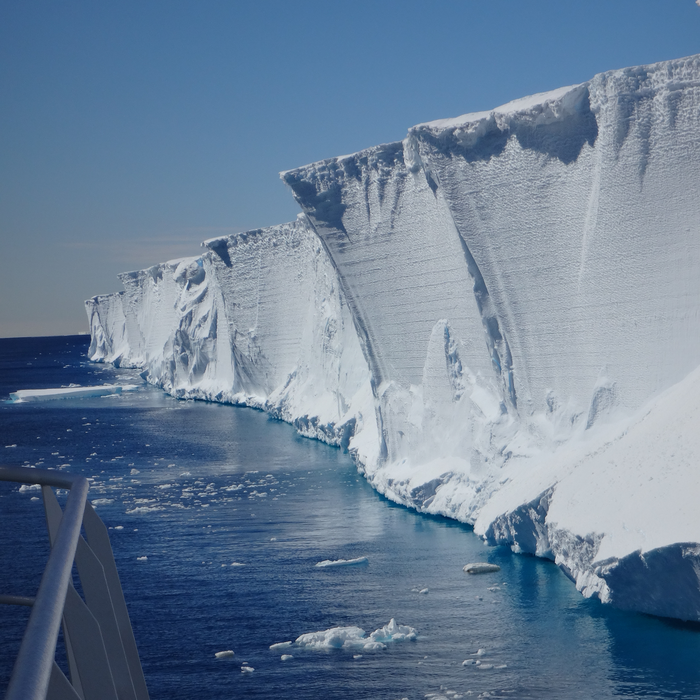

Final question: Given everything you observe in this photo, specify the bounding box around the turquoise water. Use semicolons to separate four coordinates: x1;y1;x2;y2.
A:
2;335;700;699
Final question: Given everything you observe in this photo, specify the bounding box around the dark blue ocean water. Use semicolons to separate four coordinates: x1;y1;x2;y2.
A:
2;335;700;700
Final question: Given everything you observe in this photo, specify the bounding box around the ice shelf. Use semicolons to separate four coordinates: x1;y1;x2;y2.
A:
86;54;700;621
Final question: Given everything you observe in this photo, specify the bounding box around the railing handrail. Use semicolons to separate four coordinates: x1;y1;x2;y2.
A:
0;466;88;700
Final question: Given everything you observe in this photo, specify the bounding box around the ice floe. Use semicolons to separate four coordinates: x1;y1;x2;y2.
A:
9;385;138;403
214;650;234;659
463;563;500;574
315;556;368;568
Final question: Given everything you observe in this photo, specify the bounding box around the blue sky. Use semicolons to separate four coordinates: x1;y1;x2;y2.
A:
2;0;700;337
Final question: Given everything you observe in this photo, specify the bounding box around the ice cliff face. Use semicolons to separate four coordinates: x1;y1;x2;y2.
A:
89;55;700;621
86;217;377;460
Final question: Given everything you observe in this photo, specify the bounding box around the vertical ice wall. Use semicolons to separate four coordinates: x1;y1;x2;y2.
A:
280;55;700;619
282;142;516;513
283;56;700;498
409;57;700;423
202;217;375;451
86;292;130;365
86;217;376;459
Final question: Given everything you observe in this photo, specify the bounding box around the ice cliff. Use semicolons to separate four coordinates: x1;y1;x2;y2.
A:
86;218;377;459
87;55;700;621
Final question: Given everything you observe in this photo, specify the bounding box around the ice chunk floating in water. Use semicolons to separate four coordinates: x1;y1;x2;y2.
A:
293;626;365;650
464;563;501;574
214;650;234;659
292;619;417;651
315;556;368;568
9;384;138;403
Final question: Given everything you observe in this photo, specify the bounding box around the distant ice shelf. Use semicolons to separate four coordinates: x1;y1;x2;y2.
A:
9;385;138;403
87;54;700;622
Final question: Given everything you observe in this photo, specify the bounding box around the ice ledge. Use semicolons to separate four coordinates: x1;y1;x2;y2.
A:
415;83;585;133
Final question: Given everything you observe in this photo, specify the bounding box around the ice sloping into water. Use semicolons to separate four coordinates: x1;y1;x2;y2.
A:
89;54;700;620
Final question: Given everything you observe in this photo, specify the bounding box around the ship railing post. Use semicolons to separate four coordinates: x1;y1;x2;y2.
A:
0;466;150;700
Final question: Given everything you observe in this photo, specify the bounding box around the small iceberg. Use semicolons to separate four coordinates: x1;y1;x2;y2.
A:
294;619;416;651
269;641;292;651
214;650;235;659
463;563;501;574
280;654;293;661
315;556;368;568
295;626;366;650
9;384;138;403
241;665;254;673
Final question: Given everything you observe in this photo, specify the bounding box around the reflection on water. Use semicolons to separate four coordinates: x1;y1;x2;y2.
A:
1;336;700;700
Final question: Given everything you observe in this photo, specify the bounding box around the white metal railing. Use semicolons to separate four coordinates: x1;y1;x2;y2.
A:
0;466;149;700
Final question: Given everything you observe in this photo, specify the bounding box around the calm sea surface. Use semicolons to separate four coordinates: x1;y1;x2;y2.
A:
2;335;700;700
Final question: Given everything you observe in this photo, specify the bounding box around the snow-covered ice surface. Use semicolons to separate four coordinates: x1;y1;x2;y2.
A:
88;55;700;621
